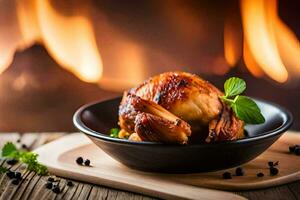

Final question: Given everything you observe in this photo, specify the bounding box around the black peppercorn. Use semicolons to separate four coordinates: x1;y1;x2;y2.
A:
76;157;83;165
21;144;27;149
6;171;15;179
270;167;279;176
289;145;300;154
295;147;300;155
268;161;279;167
222;172;232;179
11;179;19;185
45;182;53;189
268;161;273;167
15;172;21;179
67;181;74;187
235;167;244;176
17;139;21;143
48;177;55;182
289;145;296;153
6;159;18;165
257;172;264;177
84;159;90;166
52;186;61;194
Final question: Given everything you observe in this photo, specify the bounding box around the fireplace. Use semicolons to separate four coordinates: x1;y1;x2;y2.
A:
0;0;299;131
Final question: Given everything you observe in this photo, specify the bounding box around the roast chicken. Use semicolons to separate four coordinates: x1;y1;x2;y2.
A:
119;72;244;144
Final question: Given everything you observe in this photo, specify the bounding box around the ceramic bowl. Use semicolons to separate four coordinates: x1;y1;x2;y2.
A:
73;97;293;173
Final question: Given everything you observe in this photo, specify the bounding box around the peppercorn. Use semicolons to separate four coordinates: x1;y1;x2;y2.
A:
235;167;244;176
67;181;74;187
6;159;18;165
76;157;83;165
270;167;279;176
222;172;232;179
45;182;53;189
84;159;90;166
52;186;61;194
289;145;296;153
6;171;15;179
295;147;300;155
257;172;264;177
16;139;21;143
21;144;27;149
268;161;273;167
15;172;22;179
11;179;19;185
268;161;279;167
48;177;55;182
289;145;300;153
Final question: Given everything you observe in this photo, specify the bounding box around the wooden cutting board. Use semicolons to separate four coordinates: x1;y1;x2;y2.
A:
34;131;300;200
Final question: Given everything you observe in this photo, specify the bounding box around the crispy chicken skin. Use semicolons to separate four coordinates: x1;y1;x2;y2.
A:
119;71;244;144
119;94;191;144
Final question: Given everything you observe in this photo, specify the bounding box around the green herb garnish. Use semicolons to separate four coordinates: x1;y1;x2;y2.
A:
109;128;120;138
0;166;8;174
1;142;48;175
2;142;18;157
221;77;265;124
224;77;246;97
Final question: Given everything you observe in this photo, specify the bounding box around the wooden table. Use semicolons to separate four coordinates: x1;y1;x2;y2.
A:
0;132;299;200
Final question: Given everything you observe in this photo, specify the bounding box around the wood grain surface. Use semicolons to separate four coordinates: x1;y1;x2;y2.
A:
35;134;245;200
0;132;300;200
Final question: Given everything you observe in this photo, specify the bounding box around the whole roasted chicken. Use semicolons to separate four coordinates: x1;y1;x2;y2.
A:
119;72;244;144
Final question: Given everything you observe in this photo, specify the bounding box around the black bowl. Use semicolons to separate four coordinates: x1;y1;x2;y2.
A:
73;97;293;173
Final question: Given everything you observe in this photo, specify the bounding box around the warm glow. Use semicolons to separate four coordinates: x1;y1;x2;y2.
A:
0;0;102;83
0;49;15;75
16;0;40;47
36;0;102;83
1;0;300;85
240;0;288;83
274;13;300;75
243;40;264;77
99;41;145;91
224;20;241;67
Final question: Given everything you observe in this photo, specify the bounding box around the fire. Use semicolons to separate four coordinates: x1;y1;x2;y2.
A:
239;0;300;82
224;19;241;67
243;40;264;77
223;0;300;82
0;0;102;83
1;0;299;86
36;0;102;83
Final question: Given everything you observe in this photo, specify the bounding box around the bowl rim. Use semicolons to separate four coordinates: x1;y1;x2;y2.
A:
73;97;293;147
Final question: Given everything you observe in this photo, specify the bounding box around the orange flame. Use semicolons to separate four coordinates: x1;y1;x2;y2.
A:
0;0;102;83
240;0;300;83
224;19;241;67
1;0;300;85
36;0;102;83
273;10;300;75
243;40;264;77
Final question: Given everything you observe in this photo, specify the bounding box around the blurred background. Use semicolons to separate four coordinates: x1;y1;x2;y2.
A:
0;0;299;132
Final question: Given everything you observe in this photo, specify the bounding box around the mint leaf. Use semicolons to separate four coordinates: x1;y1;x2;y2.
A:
224;77;246;97
221;77;265;124
231;96;265;124
110;128;120;138
2;142;18;157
